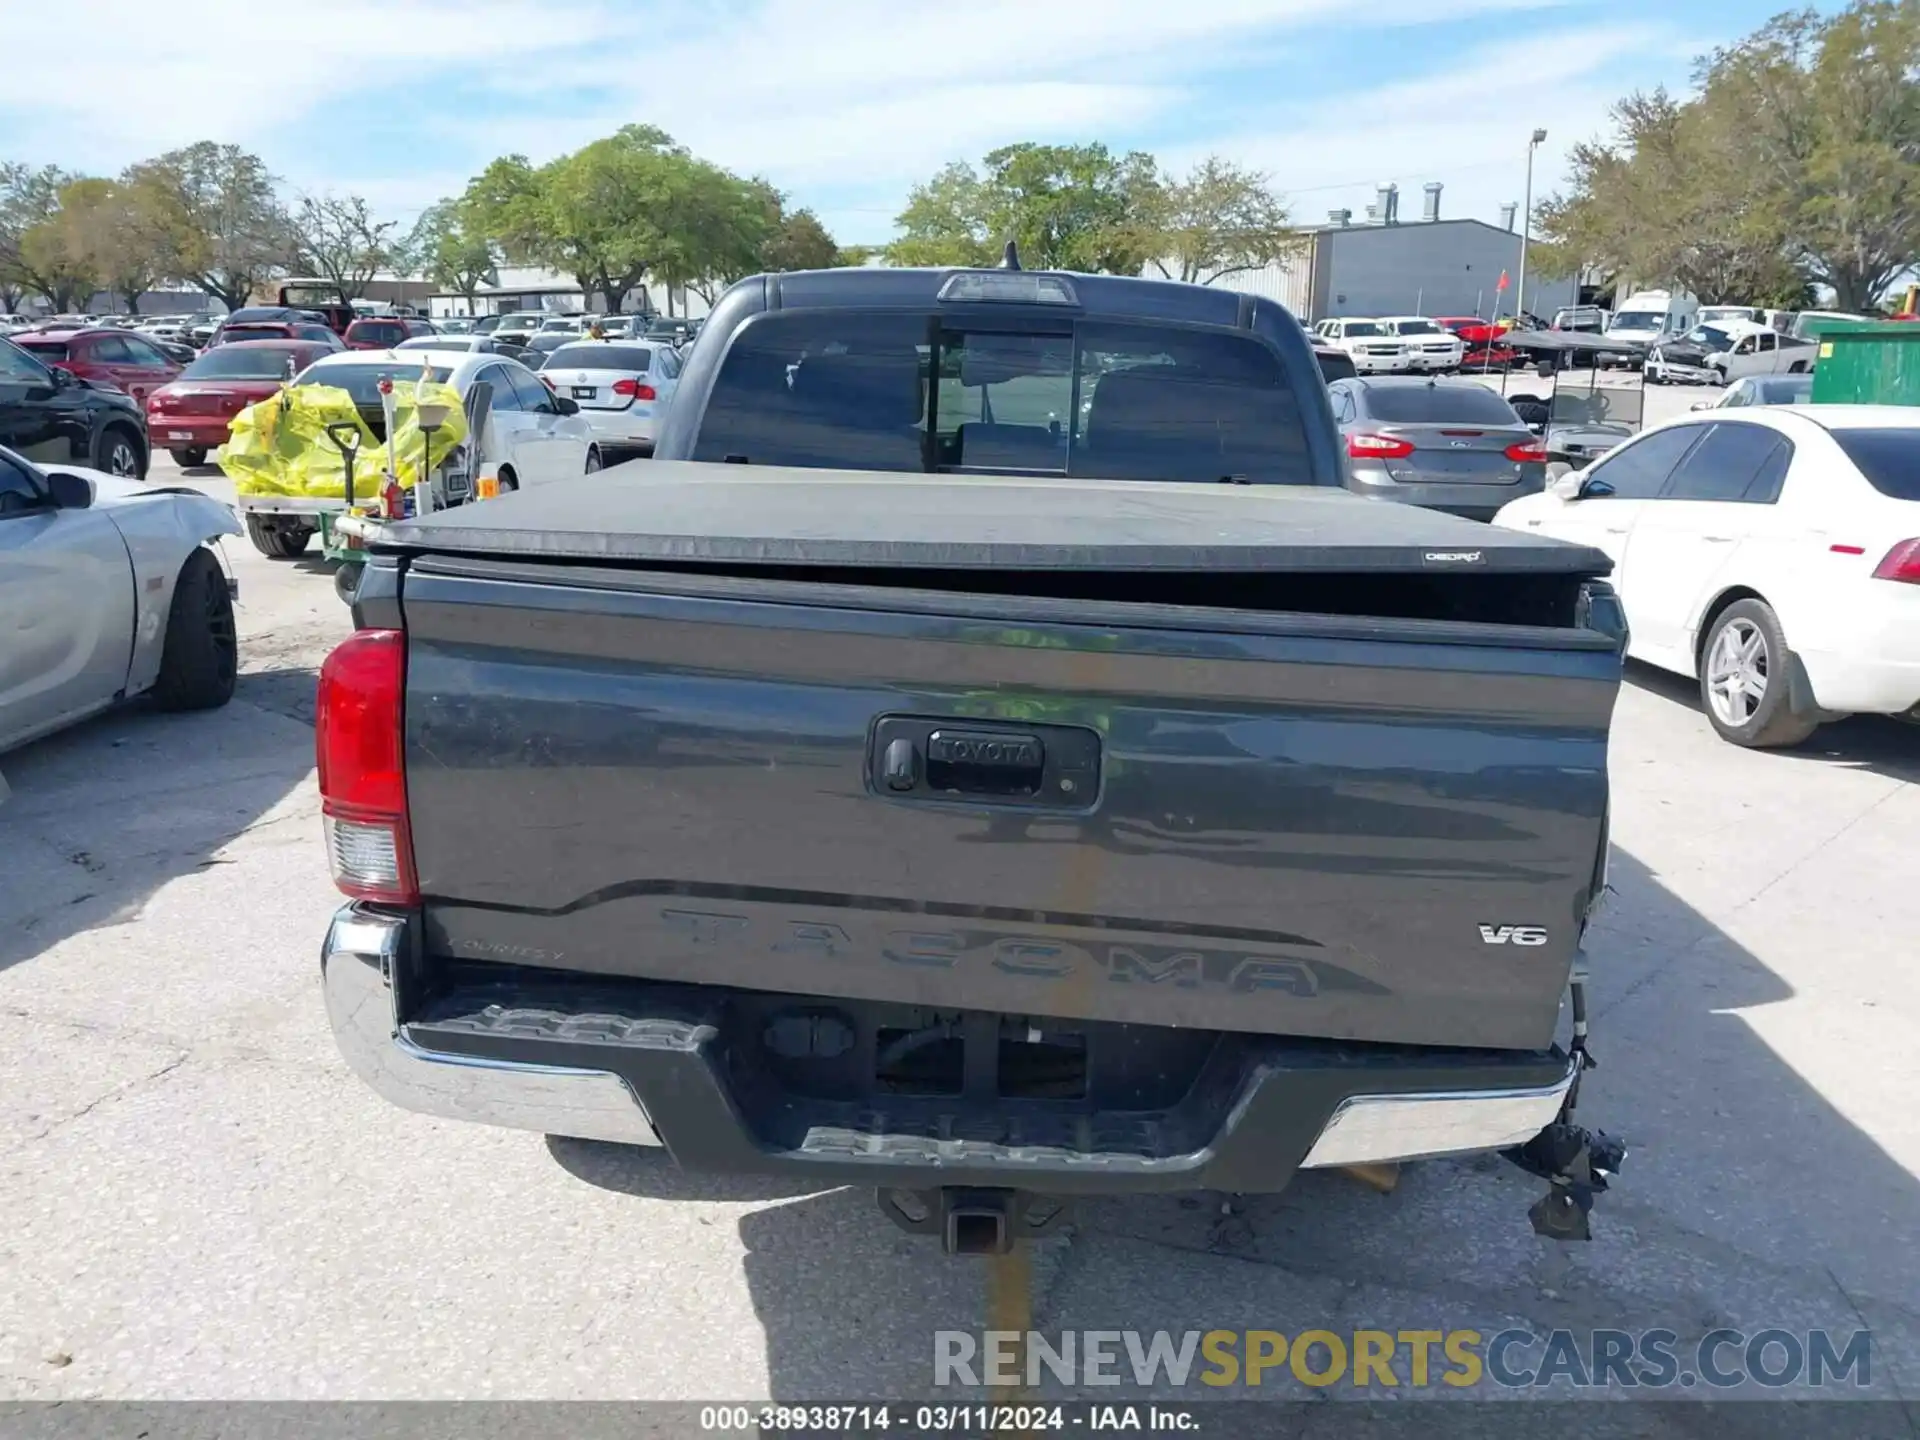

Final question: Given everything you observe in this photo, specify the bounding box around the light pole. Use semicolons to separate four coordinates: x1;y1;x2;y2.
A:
1515;127;1547;324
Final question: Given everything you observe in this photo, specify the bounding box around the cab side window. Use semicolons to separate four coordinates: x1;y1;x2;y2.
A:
87;334;137;364
507;367;553;412
1662;423;1789;503
1584;425;1703;499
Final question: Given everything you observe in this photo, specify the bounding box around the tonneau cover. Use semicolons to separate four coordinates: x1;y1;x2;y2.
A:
375;461;1609;575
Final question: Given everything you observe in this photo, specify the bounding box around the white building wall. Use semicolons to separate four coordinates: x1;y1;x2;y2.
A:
1140;256;1314;315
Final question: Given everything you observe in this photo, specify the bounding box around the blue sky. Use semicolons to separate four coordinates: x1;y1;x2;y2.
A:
1;0;1825;248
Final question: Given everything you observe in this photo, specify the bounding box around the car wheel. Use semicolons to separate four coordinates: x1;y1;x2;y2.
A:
244;514;312;558
497;467;519;493
169;447;209;468
334;562;363;606
1698;599;1820;749
149;548;237;712
98;426;144;478
584;447;602;474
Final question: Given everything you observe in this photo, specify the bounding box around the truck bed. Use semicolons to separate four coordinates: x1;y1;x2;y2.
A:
379;461;1604;575
372;467;1620;1059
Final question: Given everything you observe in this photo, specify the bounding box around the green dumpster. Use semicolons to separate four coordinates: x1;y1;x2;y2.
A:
1809;321;1920;406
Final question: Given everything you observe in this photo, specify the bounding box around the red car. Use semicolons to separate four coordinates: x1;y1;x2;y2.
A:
11;326;183;407
1434;316;1517;368
211;320;344;350
144;339;336;466
343;316;435;350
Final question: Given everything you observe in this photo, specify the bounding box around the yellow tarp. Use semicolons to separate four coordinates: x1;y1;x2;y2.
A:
220;379;468;499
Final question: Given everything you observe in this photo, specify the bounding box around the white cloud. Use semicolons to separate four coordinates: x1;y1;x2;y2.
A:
0;0;1730;248
1169;25;1700;229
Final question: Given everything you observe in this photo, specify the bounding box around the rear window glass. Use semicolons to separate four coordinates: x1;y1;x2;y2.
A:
351;321;407;342
1831;428;1920;501
14;339;69;359
225;307;289;324
220;325;290;341
548;344;652;371
1361;384;1521;425
291;362;451;404
183;347;304;379
692;311;1315;484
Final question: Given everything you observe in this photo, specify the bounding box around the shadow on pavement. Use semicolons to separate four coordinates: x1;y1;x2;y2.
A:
236;662;325;727
0;695;314;977
547;847;1920;1405
1627;660;1920;784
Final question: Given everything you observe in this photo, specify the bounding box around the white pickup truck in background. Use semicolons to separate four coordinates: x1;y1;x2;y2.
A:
1644;319;1818;386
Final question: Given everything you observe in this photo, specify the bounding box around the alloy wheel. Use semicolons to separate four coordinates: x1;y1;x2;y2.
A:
1706;618;1768;727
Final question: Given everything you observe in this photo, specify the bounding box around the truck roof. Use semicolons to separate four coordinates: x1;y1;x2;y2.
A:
376;462;1609;576
715;264;1258;327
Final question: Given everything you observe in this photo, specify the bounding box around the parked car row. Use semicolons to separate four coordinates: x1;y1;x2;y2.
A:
1312;315;1468;374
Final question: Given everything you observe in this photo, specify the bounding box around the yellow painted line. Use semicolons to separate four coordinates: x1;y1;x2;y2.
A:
985;1243;1038;1430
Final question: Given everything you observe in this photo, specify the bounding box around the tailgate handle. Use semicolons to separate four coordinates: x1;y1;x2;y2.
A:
869;715;1100;809
927;729;1046;796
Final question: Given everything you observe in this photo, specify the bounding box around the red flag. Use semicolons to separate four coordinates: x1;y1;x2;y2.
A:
1496;269;1511;292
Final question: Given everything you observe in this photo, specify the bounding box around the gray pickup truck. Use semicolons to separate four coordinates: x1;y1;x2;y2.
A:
318;263;1627;1252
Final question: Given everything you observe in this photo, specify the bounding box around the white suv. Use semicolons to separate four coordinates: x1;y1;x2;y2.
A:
1313;318;1410;374
1376;316;1466;372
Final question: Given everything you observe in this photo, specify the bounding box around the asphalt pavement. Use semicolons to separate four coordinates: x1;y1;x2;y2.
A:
1;427;1916;1413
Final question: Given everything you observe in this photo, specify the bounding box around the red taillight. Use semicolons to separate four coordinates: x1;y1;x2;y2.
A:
1347;433;1416;459
1505;439;1549;463
316;629;416;904
611;378;657;400
1872;538;1920;584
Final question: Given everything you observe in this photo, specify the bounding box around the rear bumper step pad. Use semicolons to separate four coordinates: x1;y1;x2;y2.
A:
323;904;1575;1193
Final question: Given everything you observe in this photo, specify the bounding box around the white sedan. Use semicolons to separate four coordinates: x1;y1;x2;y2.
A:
535;339;681;459
1493;405;1920;747
1;446;241;755
292;348;602;491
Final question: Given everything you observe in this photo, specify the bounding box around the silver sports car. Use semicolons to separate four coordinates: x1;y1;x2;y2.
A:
1;445;242;755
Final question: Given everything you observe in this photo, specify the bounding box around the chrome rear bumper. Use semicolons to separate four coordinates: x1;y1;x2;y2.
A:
322;906;662;1147
322;905;1574;1170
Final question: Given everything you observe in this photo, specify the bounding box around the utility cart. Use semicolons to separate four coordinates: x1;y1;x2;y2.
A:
323;381;493;604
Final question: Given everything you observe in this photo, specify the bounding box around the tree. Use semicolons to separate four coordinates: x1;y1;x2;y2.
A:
1537;1;1920;311
465;126;735;312
126;142;292;312
887;162;995;267
888;143;1164;273
654;169;777;305
407;199;496;307
293;193;397;304
1138;156;1302;284
0;163;94;309
57;177;164;312
1534;88;1802;305
1698;1;1920;312
761;206;842;271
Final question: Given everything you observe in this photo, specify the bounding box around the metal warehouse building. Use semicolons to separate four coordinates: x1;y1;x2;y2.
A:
1173;182;1578;324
